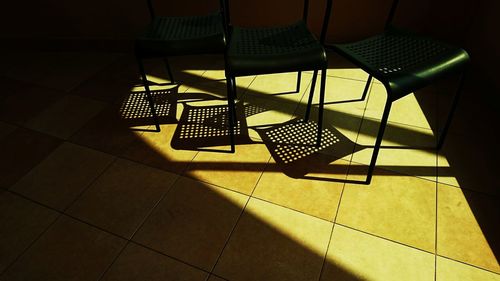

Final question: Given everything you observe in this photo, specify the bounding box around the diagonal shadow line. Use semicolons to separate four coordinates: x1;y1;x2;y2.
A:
174;70;438;147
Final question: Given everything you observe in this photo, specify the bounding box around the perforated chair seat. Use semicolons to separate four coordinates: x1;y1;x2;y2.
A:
332;27;470;100
136;12;226;58
226;21;327;76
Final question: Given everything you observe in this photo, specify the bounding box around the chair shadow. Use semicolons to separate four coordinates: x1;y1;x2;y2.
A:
170;99;254;153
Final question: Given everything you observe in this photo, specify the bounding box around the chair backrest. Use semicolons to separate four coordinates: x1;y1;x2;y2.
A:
221;0;333;44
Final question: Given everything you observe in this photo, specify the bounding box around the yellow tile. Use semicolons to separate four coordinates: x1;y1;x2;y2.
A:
101;243;208;281
338;169;436;252
351;120;437;181
201;58;255;89
321;224;435;281
295;75;368;142
436;257;500;281
133;176;248;271
301;74;367;106
437;184;500;273
362;83;436;129
214;198;332;281
242;93;298;141
184;143;271;194
244;72;310;103
253;158;347;221
24;95;107;139
121;124;198;174
11;142;114;211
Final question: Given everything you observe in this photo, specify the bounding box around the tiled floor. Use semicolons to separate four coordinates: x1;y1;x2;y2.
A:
0;51;499;281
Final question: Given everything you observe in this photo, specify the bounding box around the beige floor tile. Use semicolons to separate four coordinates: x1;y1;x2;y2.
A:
184;143;271;195
243;93;299;140
133;176;247;271
0;191;58;273
437;184;500;273
1;215;125;281
101;243;208;281
0;128;61;189
363;83;437;129
70;105;148;155
301;74;368;106
337;169;436;252
200;58;255;90
437;133;499;196
67;158;177;238
436;257;500;281
0;78;64;125
244;72;311;103
253;158;347;221
214;198;332;281
320;224;435;281
24;95;107;139
351;119;437;181
294;75;368;142
11;142;114;210
0;121;16;140
3;52;121;92
181;84;231;105
121;124;198;174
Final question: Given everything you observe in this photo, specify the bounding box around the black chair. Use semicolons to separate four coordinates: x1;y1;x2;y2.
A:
223;0;334;152
325;0;470;184
135;0;228;132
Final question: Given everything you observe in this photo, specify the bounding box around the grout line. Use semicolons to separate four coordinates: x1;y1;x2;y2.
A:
95;172;183;281
435;255;500;276
317;78;372;281
205;154;272;279
336;223;437;256
0;155;117;277
0;206;60;277
434;92;439;281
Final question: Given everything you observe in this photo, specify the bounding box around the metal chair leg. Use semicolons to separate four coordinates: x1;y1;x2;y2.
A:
296;71;302;93
361;75;373;101
437;72;466;150
304;70;318;122
316;68;327;147
137;58;161;132
226;76;236;152
163;58;175;83
366;98;392;184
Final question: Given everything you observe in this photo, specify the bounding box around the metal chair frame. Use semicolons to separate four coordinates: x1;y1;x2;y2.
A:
223;0;334;151
325;0;468;184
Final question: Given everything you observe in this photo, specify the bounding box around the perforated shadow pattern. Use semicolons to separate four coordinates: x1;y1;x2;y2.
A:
244;104;271;118
179;105;241;139
264;120;340;164
344;32;449;74
119;90;173;120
